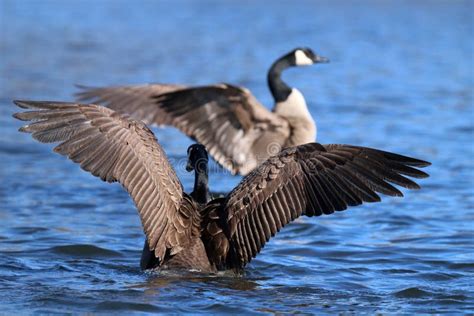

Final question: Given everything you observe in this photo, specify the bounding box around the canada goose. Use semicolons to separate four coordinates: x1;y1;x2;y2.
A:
13;100;430;272
76;47;329;176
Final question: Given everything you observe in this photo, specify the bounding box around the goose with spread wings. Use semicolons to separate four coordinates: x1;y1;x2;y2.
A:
76;47;329;176
13;100;430;272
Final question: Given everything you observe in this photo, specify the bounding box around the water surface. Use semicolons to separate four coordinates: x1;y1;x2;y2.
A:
1;0;473;314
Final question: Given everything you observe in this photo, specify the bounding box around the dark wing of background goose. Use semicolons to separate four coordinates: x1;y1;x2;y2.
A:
77;84;290;175
75;83;186;124
204;143;430;269
12;100;196;263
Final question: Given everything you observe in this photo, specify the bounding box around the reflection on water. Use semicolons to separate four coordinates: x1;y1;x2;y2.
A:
1;0;473;314
131;271;261;293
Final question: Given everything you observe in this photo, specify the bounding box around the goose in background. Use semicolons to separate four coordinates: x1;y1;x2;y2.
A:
76;47;329;176
13;100;430;272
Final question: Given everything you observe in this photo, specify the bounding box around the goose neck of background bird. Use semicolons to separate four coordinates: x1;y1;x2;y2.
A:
192;160;211;204
267;57;292;103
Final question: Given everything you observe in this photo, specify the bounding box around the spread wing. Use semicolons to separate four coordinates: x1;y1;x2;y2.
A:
75;83;186;125
13;100;195;262
76;84;289;175
221;143;430;268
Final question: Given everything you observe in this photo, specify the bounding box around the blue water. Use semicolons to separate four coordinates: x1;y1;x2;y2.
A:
1;0;473;314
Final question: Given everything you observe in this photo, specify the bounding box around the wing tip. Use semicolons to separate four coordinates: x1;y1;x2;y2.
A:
18;125;30;133
386;186;404;197
13;100;81;110
12;112;26;121
384;151;432;168
52;145;63;154
13;100;32;109
373;193;382;202
408;179;422;190
411;160;431;168
413;169;430;179
74;83;92;90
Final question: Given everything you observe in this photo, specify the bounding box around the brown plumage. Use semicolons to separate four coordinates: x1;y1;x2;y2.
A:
13;100;430;272
75;48;330;175
76;83;292;176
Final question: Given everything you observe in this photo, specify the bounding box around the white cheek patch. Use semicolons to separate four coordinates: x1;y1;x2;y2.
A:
295;50;313;66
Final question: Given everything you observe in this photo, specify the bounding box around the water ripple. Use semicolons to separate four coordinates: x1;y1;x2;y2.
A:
1;0;473;314
49;244;123;258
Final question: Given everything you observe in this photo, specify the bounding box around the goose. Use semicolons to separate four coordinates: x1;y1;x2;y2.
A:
76;47;329;176
13;100;430;272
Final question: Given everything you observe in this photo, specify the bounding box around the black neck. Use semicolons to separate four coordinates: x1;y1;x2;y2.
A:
267;56;293;103
191;161;211;205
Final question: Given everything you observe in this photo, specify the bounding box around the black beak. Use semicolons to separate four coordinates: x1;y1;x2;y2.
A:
313;55;329;63
186;161;193;172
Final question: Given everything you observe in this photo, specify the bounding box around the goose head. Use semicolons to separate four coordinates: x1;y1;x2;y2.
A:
268;47;329;104
289;47;329;67
186;144;209;173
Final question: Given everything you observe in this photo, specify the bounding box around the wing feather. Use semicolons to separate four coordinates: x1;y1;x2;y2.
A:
76;84;289;175
13;100;193;263
220;143;430;268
